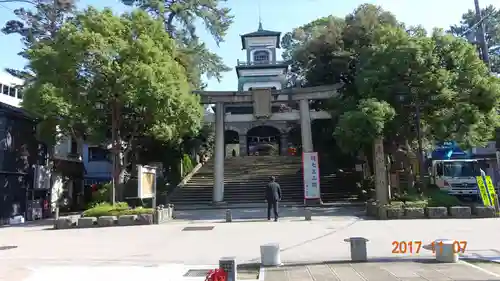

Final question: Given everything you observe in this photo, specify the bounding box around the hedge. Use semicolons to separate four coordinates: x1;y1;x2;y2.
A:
83;202;154;217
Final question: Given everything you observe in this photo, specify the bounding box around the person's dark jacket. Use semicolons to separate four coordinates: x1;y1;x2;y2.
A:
265;181;282;202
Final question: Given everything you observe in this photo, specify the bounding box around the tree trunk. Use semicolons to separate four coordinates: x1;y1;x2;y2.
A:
111;100;121;204
404;139;416;193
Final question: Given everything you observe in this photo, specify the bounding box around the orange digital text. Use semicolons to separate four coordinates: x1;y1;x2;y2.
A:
431;240;468;254
391;241;423;254
391;240;468;255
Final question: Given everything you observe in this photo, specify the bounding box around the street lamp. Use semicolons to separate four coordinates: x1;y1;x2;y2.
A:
397;87;426;189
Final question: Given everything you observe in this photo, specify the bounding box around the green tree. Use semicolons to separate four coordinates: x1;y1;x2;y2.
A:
2;0;76;81
285;4;500;168
449;5;500;73
22;7;203;201
346;26;499;151
121;0;233;88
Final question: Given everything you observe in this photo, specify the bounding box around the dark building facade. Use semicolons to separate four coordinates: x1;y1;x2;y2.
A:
0;102;42;223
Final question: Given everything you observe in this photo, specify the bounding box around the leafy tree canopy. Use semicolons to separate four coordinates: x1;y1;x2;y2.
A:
284;4;500;153
22;7;203;151
121;0;234;88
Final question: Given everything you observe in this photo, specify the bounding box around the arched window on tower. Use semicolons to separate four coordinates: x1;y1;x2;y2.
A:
253;50;270;64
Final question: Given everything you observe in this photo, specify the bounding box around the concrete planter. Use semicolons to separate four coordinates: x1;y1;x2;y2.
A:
137;214;154;225
367;203;492;220
386;207;404;219
97;216;117;227
53;209;174;229
376;205;388;220
403;207;425;219
55;216;79;229
425;207;448;218
77;217;97;228
118;215;138;226
153;204;174;224
366;201;378;217
449;206;471;218
472;206;496;218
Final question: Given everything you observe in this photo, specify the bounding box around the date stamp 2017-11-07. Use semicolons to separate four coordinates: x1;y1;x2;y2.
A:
391;240;467;255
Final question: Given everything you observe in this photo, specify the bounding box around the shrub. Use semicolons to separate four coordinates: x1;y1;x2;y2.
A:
82;202;153;217
388;201;404;208
404;200;428;208
90;182;112;206
182;154;194;177
427;190;462;207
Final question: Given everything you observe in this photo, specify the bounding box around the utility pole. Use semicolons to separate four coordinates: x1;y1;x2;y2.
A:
415;92;425;189
474;0;490;68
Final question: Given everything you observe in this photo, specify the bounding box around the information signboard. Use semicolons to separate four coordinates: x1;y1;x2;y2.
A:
485;176;498;208
138;165;157;199
303;152;320;199
476;176;491;206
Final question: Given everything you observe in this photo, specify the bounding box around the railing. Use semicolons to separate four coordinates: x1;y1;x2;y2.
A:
236;60;287;66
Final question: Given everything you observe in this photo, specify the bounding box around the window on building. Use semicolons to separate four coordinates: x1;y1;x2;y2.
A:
2;84;9;95
253;50;270;64
9;87;15;97
88;147;110;161
17;89;23;99
70;139;78;154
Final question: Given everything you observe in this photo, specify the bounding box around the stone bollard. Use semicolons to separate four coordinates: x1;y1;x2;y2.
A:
304;209;312;221
226;209;232;222
425;240;459;263
219;256;237;281
344;237;369;262
53;206;60;229
260;243;281;266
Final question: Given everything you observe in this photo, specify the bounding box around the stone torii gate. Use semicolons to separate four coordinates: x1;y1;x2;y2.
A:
195;85;341;203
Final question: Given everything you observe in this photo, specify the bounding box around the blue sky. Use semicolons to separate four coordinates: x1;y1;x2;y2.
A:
0;0;498;91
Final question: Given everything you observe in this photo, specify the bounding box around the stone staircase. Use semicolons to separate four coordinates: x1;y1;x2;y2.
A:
168;156;304;205
320;173;360;203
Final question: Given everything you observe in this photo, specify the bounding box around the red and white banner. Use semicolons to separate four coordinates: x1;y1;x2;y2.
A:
302;152;320;199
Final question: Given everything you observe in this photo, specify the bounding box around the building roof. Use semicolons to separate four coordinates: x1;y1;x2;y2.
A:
240;22;281;49
0;100;36;121
0;71;24;86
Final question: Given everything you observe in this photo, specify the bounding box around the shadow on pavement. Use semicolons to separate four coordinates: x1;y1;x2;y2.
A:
173;206;366;222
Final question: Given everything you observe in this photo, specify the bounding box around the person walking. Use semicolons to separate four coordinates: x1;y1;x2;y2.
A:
265;176;282;221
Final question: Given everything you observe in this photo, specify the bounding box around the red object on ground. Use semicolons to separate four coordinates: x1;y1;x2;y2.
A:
205;268;227;281
91;184;97;192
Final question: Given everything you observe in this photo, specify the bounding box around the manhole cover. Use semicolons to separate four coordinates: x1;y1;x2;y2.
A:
183;269;210;277
182;226;214;231
0;245;17;251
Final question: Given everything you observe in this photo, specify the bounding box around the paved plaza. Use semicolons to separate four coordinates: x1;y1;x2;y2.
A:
266;261;500;281
1;206;500;280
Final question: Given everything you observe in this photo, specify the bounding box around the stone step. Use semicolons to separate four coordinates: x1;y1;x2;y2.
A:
187;178;302;182
207;167;301;171
170;195;305;201
186;179;302;184
183;186;303;191
174;187;303;192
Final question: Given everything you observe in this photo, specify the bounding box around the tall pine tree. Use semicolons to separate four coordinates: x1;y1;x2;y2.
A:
2;0;77;80
121;0;233;89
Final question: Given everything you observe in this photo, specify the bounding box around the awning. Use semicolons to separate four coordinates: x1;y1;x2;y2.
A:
53;159;85;179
